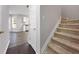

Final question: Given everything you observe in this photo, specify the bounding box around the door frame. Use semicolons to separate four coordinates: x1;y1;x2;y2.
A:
27;5;40;54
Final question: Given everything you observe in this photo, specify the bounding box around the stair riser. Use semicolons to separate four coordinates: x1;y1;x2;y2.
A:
48;41;59;53
52;38;79;52
47;46;58;54
48;41;71;54
44;46;57;54
61;20;79;24
59;25;79;29
54;33;79;44
52;39;79;53
57;28;79;35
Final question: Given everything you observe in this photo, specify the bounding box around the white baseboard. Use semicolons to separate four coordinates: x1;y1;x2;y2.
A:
3;39;10;54
41;17;61;53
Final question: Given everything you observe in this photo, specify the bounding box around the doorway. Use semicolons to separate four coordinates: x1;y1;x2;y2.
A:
6;5;36;54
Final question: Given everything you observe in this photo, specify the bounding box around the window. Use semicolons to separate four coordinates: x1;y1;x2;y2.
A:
9;15;29;31
23;17;29;24
12;16;17;29
23;17;29;31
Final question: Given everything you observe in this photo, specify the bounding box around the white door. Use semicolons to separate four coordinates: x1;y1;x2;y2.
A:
27;5;40;53
28;5;37;52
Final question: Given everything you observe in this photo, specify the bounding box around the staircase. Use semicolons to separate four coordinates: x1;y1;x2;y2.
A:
46;18;79;54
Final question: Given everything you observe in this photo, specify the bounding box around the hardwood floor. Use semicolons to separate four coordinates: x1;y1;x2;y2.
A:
6;43;36;54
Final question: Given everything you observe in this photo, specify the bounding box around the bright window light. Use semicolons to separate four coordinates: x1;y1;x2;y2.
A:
12;16;17;29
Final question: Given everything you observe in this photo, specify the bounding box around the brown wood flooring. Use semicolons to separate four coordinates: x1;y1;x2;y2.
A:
6;43;36;54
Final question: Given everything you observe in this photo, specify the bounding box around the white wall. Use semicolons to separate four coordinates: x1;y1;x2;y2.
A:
15;16;23;31
27;5;40;53
61;5;79;19
0;6;10;54
0;6;2;29
9;5;29;15
40;5;61;50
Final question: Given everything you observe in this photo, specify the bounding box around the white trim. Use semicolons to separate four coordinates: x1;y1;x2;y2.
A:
27;5;40;54
28;42;39;54
28;43;38;54
3;39;10;54
41;17;61;53
36;6;40;54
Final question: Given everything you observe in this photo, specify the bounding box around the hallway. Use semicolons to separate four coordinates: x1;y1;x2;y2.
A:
6;43;36;54
6;30;36;54
9;32;28;48
0;5;40;54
